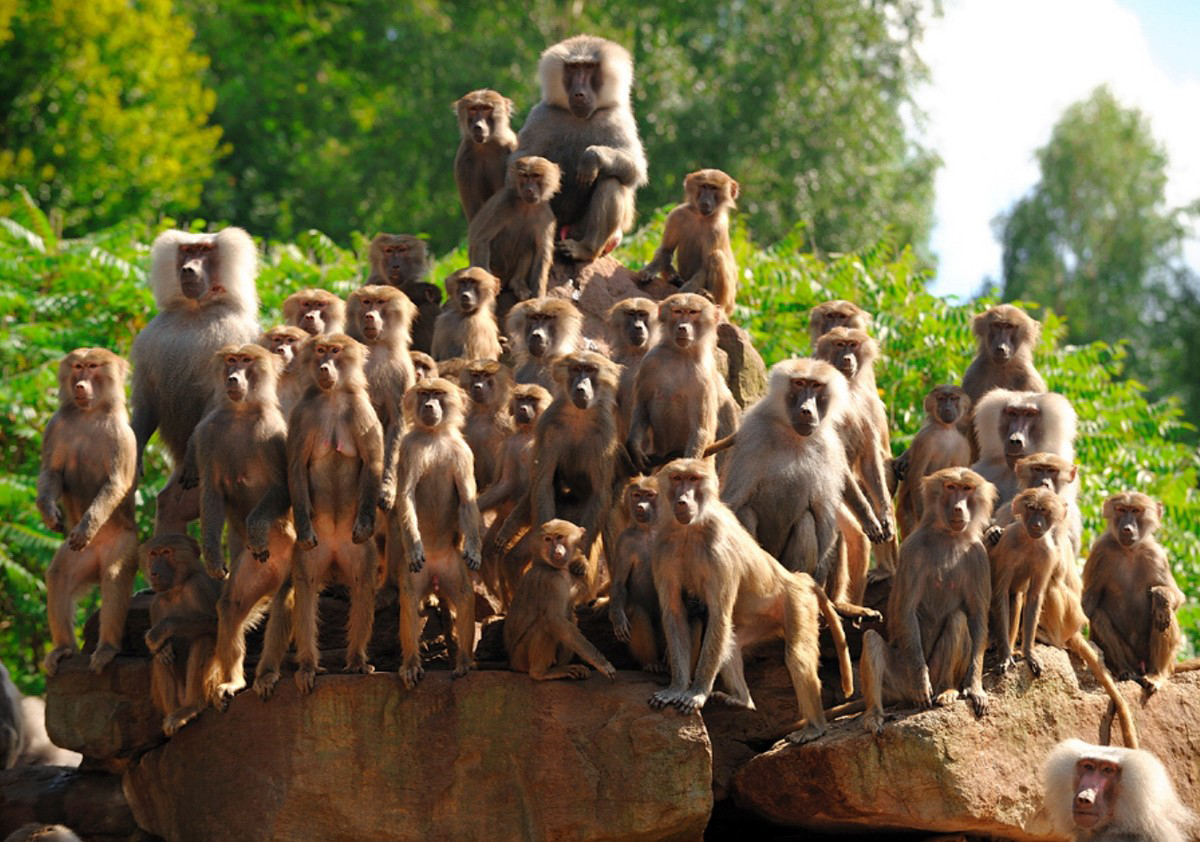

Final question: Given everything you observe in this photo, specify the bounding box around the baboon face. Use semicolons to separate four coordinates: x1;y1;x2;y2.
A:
827;336;862;380
373;235;425;285
457;91;509;144
287;292;339;336
263;328;305;366
1014;489;1061;540
540;521;585;569
623;307;652;349
1071;756;1119;829
415;386;449;428
937;477;979;533
221;349;262;403
175;240;217;300
311;339;350;391
627;482;657;525
785;376;831;437
563;60;601;118
411;353;436;381
1103;493;1159;548
812;301;865;339
931;387;966;425
511;389;546;427
661;296;713;350
511;158;560;205
663;462;712;525
59;349;124;411
465;365;500;405
566;358;602;410
525;311;558;358
999;401;1041;465
987;317;1019;364
684;170;738;216
143;536;199;592
1018;455;1076;493
455;277;481;314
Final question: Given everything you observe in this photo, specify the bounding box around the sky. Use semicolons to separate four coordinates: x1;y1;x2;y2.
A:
916;0;1200;298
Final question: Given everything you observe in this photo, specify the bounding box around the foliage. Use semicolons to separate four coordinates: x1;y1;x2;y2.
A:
0;0;223;235
2;205;1196;693
180;0;937;256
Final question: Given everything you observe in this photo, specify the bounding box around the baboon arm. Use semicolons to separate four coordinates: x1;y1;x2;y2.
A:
131;399;159;466
467;195;509;268
812;500;841;585
643;215;683;278
690;600;732;696
549;617;611;672
586;144;644;187
353;413;385;520
530;447;559;526
527;238;552;300
381;416;403;500
476;467;514;514
493;493;530;554
963;548;991;692
659;589;693;691
286;428;316;538
246;481;290;554
395;460;423;555
842;477;883;539
454;457;482;559
684;391;718;459
146;613;217;648
75;434;135;541
35;422;64;527
199;477;227;574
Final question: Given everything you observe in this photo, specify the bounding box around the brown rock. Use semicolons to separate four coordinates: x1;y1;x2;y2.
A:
715;321;767;408
546;256;677;348
730;645;1200;839
44;659;162;764
0;765;137;840
124;672;711;842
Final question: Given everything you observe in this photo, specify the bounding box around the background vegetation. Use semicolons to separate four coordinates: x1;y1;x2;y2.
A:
1;0;1198;694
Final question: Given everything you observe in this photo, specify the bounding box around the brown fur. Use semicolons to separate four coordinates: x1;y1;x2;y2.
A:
607;297;659;442
808;300;870;349
282;288;346;336
256;325;310;418
432;268;503;362
896;385;972;539
971;389;1077;505
459;359;515;491
453;89;518;221
366;233;439;353
505;297;583;389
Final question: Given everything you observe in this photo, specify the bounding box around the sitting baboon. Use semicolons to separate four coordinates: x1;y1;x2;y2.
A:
505;297;583;390
432;267;503;363
895;385;971;539
453;88;518;220
459;359;514;491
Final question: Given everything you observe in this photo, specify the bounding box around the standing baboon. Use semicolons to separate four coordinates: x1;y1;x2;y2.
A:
282;288;346;336
432;268;503;363
505;297;583;389
514;35;648;262
895;385;972;539
37;349;138;674
608;476;668;673
454;89;518;221
607;297;659;441
1083;492;1184;693
459;360;514;491
637;169;740;315
132;227;259;535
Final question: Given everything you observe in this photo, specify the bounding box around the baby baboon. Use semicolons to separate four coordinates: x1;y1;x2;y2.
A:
143;535;221;736
1083;492;1184;693
608;476;669;673
650;458;854;744
282;288;346;336
504;519;617;681
453;89;518;220
505;297;583;390
392;379;482;687
895;385;971;539
132;227;260;535
37;348;138;674
287;335;383;693
257;325;310;418
637;169;740;315
514;35;648;262
432;267;503;363
410;350;437;382
459;359;514;491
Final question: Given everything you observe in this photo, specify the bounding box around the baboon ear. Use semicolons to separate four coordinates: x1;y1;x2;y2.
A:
422;283;441;305
729;180;740;201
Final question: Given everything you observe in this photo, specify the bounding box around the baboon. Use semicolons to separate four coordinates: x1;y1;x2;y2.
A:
257;325;310;418
346;285;419;510
3;825;82;842
478;383;552;607
282;288;346;336
186;344;295;706
459;359;514;491
650;458;854;744
453;89;518;220
986;452;1081;554
989;488;1137;747
493;351;624;594
808;300;870;349
607;297;659;441
37;349;138;675
287;335;383;693
131;227;260;535
0;662;17;769
972;389;1076;504
514;35;648;262
859;467;996;735
627;293;740;472
432;267;503;362
895;385;972;539
637;169;740;315
1083;493;1184;693
468;156;561;316
1043;739;1195;842
410;350;437;382
962;304;1046;405
367;233;439;353
719;359;886;612
608;476;668;672
143;535;220;736
504;519;617;681
505;297;583;389
392;379;482;687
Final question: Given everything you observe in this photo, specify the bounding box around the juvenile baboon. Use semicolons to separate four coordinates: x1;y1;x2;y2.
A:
2;824;82;842
808;300;870;349
505;297;583;389
895;385;972;539
143;535;221;736
282;288;346;337
468;156;561;315
986;452;1081;554
257;325;310;418
859;467;996;735
650;459;854;744
392;379;482;687
459;360;514;491
514;35;648;262
432;267;503;362
962;304;1046;405
504;519;617;681
132;227;260;535
287;335;383;693
346;285;419;510
990;488;1138;747
187;344;295;706
1043;739;1195;842
37;349;138;675
410;350;438;382
367;233;439;353
972;389;1076;504
637;169;740;315
627;293;740;472
478;383;552;607
607;297;659;441
719;359;886;612
453;89;518;220
608;476;668;672
1083;492;1184;693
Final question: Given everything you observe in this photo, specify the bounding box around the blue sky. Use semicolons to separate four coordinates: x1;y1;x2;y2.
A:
919;0;1200;298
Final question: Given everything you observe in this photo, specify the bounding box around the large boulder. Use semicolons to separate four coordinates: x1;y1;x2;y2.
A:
43;658;162;766
731;645;1200;839
124;671;712;842
0;765;139;841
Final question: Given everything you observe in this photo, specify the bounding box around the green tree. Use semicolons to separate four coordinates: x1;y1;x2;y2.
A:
0;0;223;234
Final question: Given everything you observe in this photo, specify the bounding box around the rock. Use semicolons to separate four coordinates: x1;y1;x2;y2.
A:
730;646;1200;839
124;672;711;842
44;658;162;765
0;765;138;840
715;321;767;408
546;256;677;348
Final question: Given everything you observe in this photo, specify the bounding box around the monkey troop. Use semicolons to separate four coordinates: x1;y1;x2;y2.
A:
31;39;1192;818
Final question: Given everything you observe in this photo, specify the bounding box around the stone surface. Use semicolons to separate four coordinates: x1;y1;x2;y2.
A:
0;765;139;841
715;321;767;408
730;646;1200;839
124;671;711;842
546;255;676;348
44;658;162;765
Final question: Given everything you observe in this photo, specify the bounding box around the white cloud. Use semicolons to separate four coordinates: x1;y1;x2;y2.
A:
916;0;1200;298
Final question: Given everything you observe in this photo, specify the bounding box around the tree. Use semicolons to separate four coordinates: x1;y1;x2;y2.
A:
0;0;222;234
